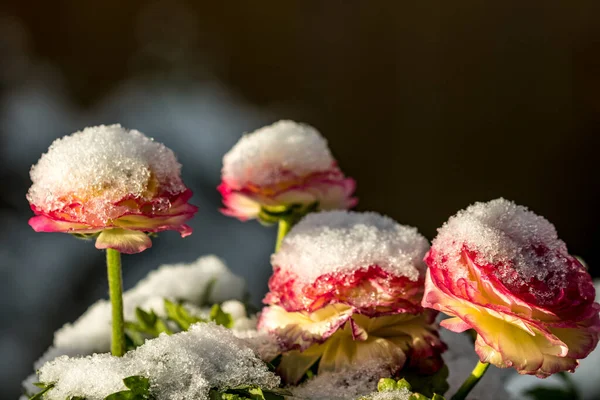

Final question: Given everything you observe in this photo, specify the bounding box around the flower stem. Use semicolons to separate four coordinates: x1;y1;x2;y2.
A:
106;248;126;356
275;218;292;251
451;361;490;400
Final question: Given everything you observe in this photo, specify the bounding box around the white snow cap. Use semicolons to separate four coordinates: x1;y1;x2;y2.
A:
222;120;335;187
53;255;245;357
431;198;570;287
272;211;430;282
38;323;280;400
27;124;186;219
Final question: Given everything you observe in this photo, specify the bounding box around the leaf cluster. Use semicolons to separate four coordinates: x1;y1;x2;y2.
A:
125;299;233;349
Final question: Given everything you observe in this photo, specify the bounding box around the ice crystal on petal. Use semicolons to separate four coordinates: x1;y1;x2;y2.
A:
27;124;186;223
222;120;335;187
431;198;572;291
38;323;280;400
272;211;429;283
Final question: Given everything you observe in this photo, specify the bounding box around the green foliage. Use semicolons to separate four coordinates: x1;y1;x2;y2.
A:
210;304;234;329
208;386;291;400
257;202;318;226
366;376;447;400
124;299;234;350
29;383;55;400
104;376;153;400
399;364;449;398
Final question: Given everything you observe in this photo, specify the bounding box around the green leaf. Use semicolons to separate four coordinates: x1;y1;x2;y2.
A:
164;299;206;330
210;304;234;328
29;383;54;400
104;376;153;400
396;378;412;391
431;395;446;400
378;378;399;392
400;364;449;397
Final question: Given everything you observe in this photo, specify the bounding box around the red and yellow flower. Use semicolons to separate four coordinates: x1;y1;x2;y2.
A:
27;125;198;254
422;198;600;377
218;120;356;221
258;211;445;383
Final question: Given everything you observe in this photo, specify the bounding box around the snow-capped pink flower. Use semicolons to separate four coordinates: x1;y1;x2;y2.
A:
422;198;600;377
27;125;198;254
218;120;356;221
258;211;445;382
264;211;430;316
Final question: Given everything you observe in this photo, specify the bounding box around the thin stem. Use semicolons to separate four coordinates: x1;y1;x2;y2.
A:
451;361;490;400
275;218;292;251
106;248;126;356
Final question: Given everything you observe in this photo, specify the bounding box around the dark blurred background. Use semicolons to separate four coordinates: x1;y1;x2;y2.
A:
1;1;599;398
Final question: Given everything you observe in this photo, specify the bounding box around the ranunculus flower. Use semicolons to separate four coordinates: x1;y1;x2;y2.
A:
27;124;198;254
259;211;445;382
422;198;600;377
259;304;445;384
218;120;356;222
265;211;430;316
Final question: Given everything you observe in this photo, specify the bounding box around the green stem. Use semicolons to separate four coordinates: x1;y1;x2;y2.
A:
106;248;126;356
451;361;490;400
275;218;292;251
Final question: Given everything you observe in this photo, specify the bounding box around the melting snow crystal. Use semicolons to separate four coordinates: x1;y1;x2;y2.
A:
222;120;335;187
272;211;429;282
38;323;280;400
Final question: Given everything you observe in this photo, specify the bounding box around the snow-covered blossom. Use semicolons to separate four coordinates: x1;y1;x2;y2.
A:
27;124;197;253
422;198;600;377
218;120;356;221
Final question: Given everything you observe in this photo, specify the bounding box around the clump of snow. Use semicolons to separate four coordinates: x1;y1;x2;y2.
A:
431;198;571;289
272;211;429;282
38;323;280;400
27;124;186;222
53;255;245;357
290;362;390;400
222;120;335;187
360;388;412;400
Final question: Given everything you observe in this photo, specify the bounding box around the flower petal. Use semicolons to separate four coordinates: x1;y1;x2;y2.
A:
258;304;355;350
95;228;152;254
29;215;97;233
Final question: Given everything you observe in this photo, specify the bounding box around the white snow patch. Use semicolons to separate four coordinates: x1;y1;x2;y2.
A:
222;120;335;187
272;211;429;282
431;198;571;292
38;323;280;400
290;362;389;400
53;255;245;356
360;388;413;400
27;124;186;223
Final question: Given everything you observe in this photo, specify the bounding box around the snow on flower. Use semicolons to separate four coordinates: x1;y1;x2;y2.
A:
422;198;600;377
218;120;356;221
37;323;280;400
266;211;430;315
259;211;445;383
27;124;198;253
